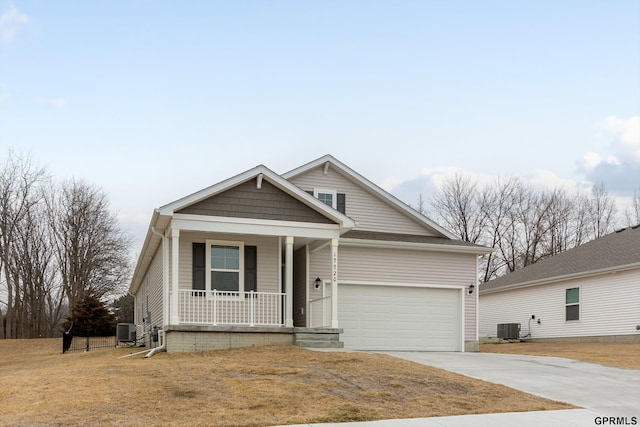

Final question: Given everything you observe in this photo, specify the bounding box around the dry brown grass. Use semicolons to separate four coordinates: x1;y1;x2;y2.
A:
0;339;573;426
480;341;640;370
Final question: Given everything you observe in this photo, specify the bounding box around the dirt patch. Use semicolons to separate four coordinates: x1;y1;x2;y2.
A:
0;339;573;426
481;341;640;370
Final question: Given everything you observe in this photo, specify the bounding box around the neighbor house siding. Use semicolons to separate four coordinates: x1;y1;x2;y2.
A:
308;245;478;340
177;232;280;293
288;167;433;235
479;268;640;340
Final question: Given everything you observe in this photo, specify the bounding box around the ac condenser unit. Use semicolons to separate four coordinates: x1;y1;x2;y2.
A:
116;323;137;342
497;323;520;340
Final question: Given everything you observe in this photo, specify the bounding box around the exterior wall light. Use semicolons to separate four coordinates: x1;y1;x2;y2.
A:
468;284;475;295
315;277;322;289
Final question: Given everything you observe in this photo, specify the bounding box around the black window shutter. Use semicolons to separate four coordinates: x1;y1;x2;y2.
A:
192;243;206;291
244;246;257;293
337;193;346;214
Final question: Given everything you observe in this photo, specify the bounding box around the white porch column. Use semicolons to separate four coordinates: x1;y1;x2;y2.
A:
170;229;180;325
330;238;339;328
285;236;294;327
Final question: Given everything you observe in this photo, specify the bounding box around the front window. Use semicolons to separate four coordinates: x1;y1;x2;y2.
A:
565;287;579;321
207;241;244;292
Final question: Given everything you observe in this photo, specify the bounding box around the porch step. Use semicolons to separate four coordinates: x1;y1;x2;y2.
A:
295;340;344;349
293;327;343;349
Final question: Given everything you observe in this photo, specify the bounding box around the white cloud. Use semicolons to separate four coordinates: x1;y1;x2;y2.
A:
578;116;640;193
37;97;66;107
0;7;29;42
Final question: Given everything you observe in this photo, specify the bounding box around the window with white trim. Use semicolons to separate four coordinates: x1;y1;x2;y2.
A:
206;240;244;292
565;287;579;321
314;189;337;209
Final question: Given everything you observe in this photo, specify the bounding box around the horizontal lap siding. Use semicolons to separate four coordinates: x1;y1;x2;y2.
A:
309;246;478;341
479;268;640;339
288;168;433;235
178;232;280;293
135;245;164;342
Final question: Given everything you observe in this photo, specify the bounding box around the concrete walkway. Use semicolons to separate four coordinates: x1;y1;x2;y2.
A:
276;352;640;427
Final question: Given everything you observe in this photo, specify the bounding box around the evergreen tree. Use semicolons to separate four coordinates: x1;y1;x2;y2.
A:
61;291;115;336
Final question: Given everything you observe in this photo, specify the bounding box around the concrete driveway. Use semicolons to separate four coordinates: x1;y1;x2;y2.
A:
385;351;640;419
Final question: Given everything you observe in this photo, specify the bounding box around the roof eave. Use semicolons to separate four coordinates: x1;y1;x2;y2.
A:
480;261;640;295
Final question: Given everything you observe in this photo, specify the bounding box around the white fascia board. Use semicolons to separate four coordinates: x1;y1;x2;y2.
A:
129;210;164;294
171;214;341;240
479;262;640;295
283;154;458;240
339;237;495;255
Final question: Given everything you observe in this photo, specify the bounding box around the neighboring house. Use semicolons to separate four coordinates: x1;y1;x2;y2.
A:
129;155;491;353
479;225;640;343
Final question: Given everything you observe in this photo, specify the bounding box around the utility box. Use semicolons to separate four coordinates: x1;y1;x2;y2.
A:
497;323;520;340
117;323;137;343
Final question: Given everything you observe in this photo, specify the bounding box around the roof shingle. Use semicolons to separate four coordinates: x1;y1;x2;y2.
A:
481;225;640;293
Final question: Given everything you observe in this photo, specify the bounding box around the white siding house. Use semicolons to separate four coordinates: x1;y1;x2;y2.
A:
129;155;491;353
479;225;640;342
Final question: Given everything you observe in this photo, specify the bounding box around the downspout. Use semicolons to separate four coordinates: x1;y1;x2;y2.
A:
145;330;166;358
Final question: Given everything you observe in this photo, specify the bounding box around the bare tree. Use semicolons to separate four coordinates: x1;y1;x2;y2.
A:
623;186;640;226
0;152;47;338
588;182;618;238
430;173;488;244
48;179;133;314
428;175;622;282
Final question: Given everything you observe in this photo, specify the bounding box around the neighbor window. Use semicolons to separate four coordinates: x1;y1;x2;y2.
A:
207;241;244;292
565;287;579;321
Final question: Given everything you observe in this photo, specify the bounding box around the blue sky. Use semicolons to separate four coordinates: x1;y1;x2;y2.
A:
1;1;639;251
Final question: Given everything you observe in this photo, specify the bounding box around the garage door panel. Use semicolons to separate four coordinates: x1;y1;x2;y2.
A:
338;284;461;351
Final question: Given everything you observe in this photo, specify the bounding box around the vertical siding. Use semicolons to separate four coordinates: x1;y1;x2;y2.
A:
293;247;307;326
178;232;280;293
288;167;434;235
479;268;640;339
309;245;478;341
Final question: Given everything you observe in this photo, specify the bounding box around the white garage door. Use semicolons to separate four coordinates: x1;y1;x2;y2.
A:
337;284;462;351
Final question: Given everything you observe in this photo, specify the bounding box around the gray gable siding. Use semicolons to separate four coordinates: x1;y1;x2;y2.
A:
176;179;336;224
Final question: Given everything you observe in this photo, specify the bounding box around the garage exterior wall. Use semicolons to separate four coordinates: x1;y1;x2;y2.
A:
479;267;640;340
309;245;479;345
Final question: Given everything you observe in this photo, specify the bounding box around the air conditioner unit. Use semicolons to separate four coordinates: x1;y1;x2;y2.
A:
117;323;137;342
497;323;520;340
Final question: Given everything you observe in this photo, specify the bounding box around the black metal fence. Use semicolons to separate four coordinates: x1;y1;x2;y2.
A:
62;324;117;354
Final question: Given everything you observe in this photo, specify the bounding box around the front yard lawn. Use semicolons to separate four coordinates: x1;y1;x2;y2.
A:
480;341;640;370
0;339;573;426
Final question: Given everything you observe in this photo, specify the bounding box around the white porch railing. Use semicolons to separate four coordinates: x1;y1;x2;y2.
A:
178;290;285;326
